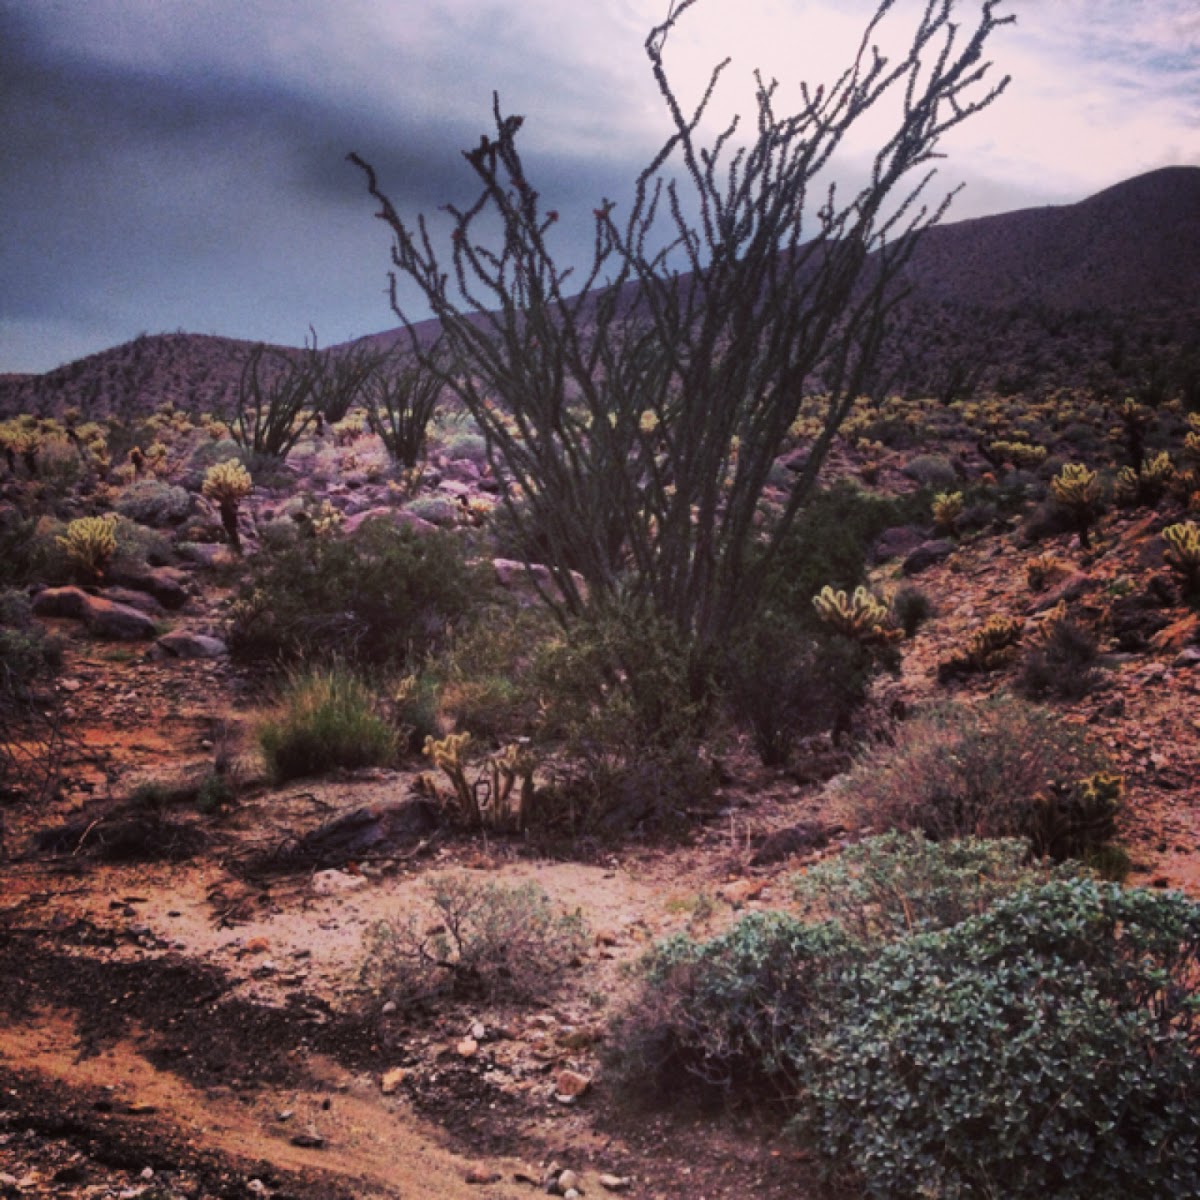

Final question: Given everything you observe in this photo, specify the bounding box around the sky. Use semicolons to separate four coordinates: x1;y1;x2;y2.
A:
1;0;1198;376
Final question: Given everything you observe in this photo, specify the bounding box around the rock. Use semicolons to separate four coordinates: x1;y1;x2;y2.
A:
108;565;190;610
871;525;927;564
33;588;158;640
493;558;588;607
279;801;439;872
289;1132;326;1149
1150;613;1200;654
470;1021;487;1041
465;1168;502;1185
1174;647;1200;669
31;585;91;619
457;1037;479;1058
380;1067;406;1094
557;1169;580;1192
719;878;766;906
102;586;166;617
599;1175;633;1192
175;542;235;568
156;630;228;659
83;594;158;640
311;868;368;895
901;538;955;576
343;507;437;536
750;821;845;866
554;1069;591;1102
1025;572;1091;613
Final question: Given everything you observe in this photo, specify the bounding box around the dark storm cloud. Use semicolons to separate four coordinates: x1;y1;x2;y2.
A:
0;0;655;371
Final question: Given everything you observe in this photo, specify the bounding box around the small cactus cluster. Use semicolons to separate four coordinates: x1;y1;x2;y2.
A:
931;491;964;534
939;613;1023;680
1113;451;1174;508
988;440;1047;469
422;733;537;830
58;513;118;581
202;459;252;551
1026;552;1068;593
1028;771;1123;860
1050;463;1102;548
812;585;894;642
1162;521;1200;593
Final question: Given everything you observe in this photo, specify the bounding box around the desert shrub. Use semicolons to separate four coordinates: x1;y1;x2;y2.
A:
1019;608;1101;699
0;507;41;587
846;695;1109;858
903;452;958;489
0;588;64;802
111;515;173;571
610;911;854;1103
791;832;1066;942
403;494;462;526
722;614;875;766
797;880;1200;1200
889;583;932;636
759;482;923;617
226;517;478;670
439;431;488;465
359;874;588;1009
531;607;716;833
114;479;192;527
258;665;397;782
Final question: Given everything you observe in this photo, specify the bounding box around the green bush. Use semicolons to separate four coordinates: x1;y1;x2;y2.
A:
722;614;874;765
114;479;192;527
1019;613;1101;700
609;911;853;1102
792;832;1066;942
846;695;1109;858
531;606;716;833
227;517;478;670
889;583;933;637
359;874;588;1009
798;880;1200;1199
258;666;398;782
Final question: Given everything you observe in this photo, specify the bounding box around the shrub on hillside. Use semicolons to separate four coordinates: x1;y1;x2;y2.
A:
798;880;1200;1200
114;479;192;527
227;517;478;670
257;665;397;782
846;695;1111;858
531;607;716;833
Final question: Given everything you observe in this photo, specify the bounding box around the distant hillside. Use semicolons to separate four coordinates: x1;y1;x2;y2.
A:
3;166;1197;420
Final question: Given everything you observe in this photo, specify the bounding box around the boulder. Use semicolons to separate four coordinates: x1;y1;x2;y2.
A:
107;566;190;610
901;538;955;576
31;586;91;620
31;587;156;640
155;630;228;659
871;525;927;564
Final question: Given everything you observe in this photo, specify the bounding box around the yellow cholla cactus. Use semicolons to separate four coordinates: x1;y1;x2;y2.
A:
988;440;1047;469
1026;552;1068;593
202;459;252;506
1114;451;1174;507
1050;463;1099;508
202;459;252;551
1162;521;1200;591
58;513;118;581
310;500;344;537
931;491;964;533
812;585;893;642
423;732;479;824
940;613;1023;679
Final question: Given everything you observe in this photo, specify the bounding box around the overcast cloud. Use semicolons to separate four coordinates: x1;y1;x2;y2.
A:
1;0;1197;375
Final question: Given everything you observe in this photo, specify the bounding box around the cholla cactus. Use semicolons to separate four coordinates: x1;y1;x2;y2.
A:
202;459;253;552
1026;552;1067;592
1162;521;1200;593
988;440;1047;470
58;514;118;581
939;613;1023;680
931;491;964;534
484;742;538;830
310;500;344;537
1050;463;1102;548
1114;451;1174;508
423;732;480;825
813;585;893;642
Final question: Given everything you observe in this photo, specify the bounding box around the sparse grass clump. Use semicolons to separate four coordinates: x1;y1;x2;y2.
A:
359;874;588;1010
258;666;397;782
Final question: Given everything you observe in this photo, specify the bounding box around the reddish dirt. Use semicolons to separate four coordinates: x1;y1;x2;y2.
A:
3;502;1199;1198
